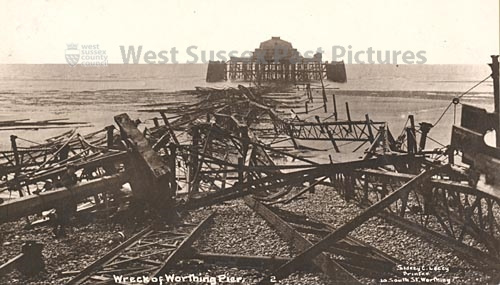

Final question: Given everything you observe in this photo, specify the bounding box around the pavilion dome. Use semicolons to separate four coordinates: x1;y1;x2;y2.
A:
259;37;293;50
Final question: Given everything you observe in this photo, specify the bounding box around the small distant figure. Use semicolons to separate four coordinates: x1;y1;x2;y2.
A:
306;83;312;101
51;164;78;238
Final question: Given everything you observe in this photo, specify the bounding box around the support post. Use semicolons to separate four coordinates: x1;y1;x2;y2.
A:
314;116;326;133
286;124;299;149
10;135;23;197
240;126;249;158
190;125;200;193
238;157;244;185
447;147;455;165
365;114;375;143
332;93;338;121
319;70;327;110
406;128;415;154
152;117;160;128
327;130;340;153
418;122;433;152
344;174;355;201
408;115;417;153
345;102;352;132
105;126;114;148
10;135;20;168
489;55;500;147
168;144;177;193
380;124;387;154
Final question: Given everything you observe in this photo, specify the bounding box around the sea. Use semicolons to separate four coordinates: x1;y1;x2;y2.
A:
0;63;495;149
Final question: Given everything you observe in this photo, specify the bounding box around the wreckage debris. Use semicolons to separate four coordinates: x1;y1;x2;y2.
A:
1;57;499;284
0;118;91;131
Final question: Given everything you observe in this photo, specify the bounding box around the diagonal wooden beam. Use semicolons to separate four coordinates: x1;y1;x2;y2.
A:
244;196;361;284
148;212;216;283
260;165;447;283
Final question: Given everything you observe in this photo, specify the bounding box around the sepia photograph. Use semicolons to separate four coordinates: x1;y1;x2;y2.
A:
0;0;499;284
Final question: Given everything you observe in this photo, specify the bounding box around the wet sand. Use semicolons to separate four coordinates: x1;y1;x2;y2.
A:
0;87;494;152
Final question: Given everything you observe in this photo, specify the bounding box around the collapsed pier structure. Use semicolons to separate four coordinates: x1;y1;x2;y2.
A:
206;37;348;83
0;56;499;284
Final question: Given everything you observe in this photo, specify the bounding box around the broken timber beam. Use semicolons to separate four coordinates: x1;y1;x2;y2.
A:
260;165;448;283
114;113;174;212
0;174;127;224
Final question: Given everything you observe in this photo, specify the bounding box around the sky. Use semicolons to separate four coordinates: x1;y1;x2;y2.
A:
0;0;498;64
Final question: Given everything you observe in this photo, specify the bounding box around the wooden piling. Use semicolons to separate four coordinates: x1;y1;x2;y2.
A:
314;116;325;133
152;117;160;127
105;126;115;148
406;128;415;154
190;125;201;193
409;115;417;151
332;94;338;121
489;55;499;147
10;135;20;168
168;144;177;193
238;157;244;185
365;114;375;143
418;122;433;151
346;102;352;132
10;135;23;197
326;130;340;153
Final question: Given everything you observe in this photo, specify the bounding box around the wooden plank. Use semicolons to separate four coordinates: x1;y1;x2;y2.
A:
0;254;23;276
0;174;127;224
